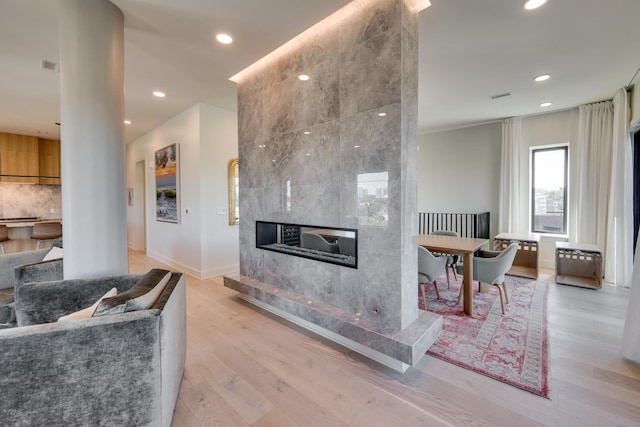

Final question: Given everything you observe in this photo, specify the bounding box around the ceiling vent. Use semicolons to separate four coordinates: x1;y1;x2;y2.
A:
41;59;58;72
490;92;511;100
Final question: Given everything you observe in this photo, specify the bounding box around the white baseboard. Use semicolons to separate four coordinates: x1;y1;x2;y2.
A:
145;250;239;279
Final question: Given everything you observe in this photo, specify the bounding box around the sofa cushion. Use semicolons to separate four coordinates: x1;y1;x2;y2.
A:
14;258;64;289
94;269;171;316
58;287;117;322
42;246;63;261
15;274;142;326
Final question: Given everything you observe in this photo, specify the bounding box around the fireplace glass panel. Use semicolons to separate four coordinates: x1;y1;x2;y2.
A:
256;221;357;268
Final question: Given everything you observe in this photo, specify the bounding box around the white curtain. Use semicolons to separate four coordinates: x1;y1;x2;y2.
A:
606;89;634;287
574;101;613;257
622;232;640;363
499;117;522;233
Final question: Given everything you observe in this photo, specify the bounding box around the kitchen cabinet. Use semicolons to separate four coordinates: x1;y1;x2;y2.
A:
0;132;61;184
38;138;61;185
0;133;39;183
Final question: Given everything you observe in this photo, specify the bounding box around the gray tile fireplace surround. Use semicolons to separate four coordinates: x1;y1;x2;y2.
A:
225;0;439;372
224;274;442;372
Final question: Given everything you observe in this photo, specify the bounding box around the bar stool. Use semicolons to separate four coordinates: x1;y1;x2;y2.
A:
0;225;9;254
31;221;63;249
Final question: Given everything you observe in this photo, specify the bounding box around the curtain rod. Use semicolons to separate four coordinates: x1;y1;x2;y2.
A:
626;65;640;90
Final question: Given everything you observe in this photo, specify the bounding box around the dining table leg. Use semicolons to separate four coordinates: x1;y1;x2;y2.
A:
462;252;474;316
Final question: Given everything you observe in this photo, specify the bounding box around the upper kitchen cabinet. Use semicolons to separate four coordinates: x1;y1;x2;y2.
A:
0;132;61;184
0;133;39;183
38;138;61;185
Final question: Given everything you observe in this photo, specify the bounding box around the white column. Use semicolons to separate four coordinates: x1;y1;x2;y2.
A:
58;0;127;278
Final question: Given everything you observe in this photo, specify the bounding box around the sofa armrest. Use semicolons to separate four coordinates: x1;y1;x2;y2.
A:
0;310;163;426
0;249;49;290
15;274;143;326
14;258;64;288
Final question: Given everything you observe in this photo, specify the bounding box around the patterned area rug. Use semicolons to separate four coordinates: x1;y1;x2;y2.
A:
419;275;549;398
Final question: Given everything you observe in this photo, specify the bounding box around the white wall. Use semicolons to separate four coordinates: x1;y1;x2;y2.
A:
417;122;501;237
199;103;239;277
126;103;239;278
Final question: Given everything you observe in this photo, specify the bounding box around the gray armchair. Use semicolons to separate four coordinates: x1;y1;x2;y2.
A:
457;242;518;314
418;246;447;309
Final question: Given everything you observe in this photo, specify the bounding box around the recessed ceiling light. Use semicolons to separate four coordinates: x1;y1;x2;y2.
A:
153;91;166;98
378;112;387;117
216;33;233;44
540;102;552;107
124;120;131;125
354;145;361;148
534;74;551;82
524;0;547;10
298;74;310;81
303;131;311;135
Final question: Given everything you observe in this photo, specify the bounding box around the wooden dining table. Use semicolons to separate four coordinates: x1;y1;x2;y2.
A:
418;234;489;317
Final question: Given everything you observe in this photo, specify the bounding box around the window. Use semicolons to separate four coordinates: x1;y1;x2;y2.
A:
531;146;568;234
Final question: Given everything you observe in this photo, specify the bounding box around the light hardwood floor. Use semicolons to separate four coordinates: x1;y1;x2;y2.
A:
128;250;640;427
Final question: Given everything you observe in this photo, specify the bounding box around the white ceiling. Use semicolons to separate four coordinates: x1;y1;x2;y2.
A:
1;0;639;143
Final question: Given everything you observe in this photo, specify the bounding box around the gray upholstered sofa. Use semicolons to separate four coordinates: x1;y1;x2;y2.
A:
0;269;186;426
0;248;63;327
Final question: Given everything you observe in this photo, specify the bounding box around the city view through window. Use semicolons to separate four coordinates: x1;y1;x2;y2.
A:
531;146;568;234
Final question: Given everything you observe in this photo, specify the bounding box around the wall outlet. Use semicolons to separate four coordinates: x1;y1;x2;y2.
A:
50;208;55;213
217;209;226;215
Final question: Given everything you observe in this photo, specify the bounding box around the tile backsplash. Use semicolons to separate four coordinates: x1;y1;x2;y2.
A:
0;183;62;219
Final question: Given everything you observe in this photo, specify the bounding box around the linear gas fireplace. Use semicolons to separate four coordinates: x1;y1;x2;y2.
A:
256;221;357;268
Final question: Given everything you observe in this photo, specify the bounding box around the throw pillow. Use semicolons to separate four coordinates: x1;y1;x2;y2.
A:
57;287;117;322
42;246;63;261
93;269;171;316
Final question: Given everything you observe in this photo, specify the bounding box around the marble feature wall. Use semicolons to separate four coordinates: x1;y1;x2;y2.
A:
0;184;62;219
237;0;419;330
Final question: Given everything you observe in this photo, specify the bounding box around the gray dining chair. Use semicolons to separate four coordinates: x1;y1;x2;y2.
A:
457;242;518;314
337;236;356;257
418;246;447;309
430;230;460;288
300;232;339;253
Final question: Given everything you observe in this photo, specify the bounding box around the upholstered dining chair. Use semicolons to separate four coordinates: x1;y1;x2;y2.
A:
337;236;356;257
457;242;518;314
430;230;460;288
418;246;448;310
300;232;339;253
0;225;9;254
31;221;63;250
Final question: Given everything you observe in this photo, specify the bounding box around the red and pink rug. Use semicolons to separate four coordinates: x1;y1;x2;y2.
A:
419;275;549;398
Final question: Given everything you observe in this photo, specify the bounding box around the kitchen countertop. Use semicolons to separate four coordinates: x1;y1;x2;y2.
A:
0;219;62;227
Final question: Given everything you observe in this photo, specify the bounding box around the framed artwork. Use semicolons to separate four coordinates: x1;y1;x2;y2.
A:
228;158;239;225
155;143;180;223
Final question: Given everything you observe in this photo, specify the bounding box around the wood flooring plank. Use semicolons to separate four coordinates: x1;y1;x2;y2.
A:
189;355;274;425
171;397;203;427
555;377;640;425
252;408;299;427
180;378;251;427
593;366;640;393
214;342;346;427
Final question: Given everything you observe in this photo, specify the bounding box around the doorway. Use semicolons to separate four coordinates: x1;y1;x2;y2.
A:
133;160;147;251
633;128;640;255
